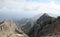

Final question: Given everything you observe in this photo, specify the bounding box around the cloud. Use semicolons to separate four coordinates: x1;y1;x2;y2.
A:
0;0;60;16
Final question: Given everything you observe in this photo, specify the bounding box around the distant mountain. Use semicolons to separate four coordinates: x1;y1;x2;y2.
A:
14;18;32;27
0;20;29;37
17;18;29;24
22;19;35;34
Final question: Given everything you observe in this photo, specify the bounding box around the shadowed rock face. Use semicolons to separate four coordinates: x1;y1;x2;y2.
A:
29;13;59;37
0;20;29;37
39;18;60;37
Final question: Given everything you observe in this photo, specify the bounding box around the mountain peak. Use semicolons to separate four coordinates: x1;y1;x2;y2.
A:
41;13;50;17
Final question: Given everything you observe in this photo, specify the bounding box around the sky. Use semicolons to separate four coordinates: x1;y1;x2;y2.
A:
0;0;60;19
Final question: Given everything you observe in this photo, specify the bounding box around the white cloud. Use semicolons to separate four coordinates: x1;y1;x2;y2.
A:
0;0;60;16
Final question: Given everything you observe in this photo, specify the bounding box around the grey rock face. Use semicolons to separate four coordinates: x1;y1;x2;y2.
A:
29;13;56;37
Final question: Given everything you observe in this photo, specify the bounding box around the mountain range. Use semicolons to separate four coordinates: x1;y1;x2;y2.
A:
0;13;60;37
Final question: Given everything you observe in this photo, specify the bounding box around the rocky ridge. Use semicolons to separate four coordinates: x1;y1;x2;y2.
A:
0;20;29;37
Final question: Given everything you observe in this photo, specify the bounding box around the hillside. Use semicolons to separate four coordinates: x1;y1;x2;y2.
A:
0;20;29;37
29;13;60;37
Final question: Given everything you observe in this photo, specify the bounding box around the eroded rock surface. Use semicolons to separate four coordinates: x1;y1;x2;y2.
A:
0;20;29;37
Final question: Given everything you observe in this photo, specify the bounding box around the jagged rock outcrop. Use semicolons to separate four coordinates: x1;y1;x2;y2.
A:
29;13;57;37
0;20;29;37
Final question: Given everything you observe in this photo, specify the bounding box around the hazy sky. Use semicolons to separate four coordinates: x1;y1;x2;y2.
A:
0;0;60;19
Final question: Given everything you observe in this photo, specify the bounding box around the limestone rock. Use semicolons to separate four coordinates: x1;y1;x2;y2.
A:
0;20;29;37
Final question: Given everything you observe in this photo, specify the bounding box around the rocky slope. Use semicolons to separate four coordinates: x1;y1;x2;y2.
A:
0;20;29;37
29;13;60;37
